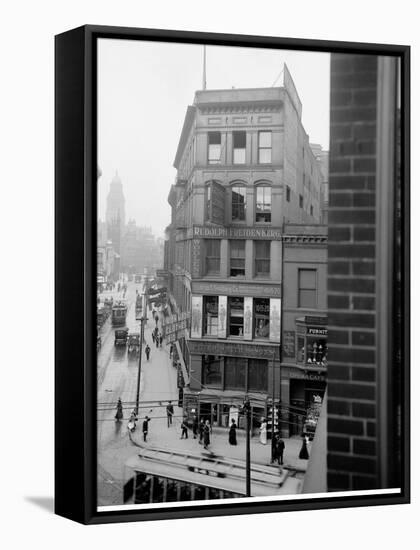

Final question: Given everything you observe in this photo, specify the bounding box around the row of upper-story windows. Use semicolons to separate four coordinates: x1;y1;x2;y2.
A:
206;184;272;223
207;130;272;165
204;239;271;278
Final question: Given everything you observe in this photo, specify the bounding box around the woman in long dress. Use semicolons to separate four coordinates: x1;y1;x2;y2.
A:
259;418;267;445
228;419;237;445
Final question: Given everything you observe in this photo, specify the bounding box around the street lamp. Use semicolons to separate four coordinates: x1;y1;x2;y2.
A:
242;395;251;497
135;293;147;415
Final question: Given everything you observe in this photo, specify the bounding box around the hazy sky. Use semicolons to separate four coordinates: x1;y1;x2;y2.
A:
98;39;330;238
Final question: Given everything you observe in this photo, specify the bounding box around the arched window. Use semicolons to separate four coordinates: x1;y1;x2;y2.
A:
255;185;272;222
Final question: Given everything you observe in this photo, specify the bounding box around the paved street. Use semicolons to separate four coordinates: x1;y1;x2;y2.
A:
97;280;311;505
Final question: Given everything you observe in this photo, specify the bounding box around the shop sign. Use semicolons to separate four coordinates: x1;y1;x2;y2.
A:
189;225;283;240
162;311;190;338
289;370;326;382
188;339;280;360
308;327;327;336
192;281;281;298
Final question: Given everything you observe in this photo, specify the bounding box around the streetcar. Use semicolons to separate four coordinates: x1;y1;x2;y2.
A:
112;300;128;326
123;446;301;504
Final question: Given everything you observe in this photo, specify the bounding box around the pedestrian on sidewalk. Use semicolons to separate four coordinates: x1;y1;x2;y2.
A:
142;416;150;442
299;434;309;460
155;314;159;326
127;410;137;433
277;436;285;465
198;419;205;444
155;335;159;348
180;419;188;439
159;333;163;348
169;343;174;358
259;418;267;445
192;415;198;439
145;344;151;361
166;401;174;427
228;419;237;445
203;420;211;449
152;331;155;344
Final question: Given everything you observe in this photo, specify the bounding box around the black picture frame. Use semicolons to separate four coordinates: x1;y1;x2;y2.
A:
55;24;410;525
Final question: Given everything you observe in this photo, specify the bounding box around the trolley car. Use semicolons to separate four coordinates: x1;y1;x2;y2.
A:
112;300;128;326
123;446;301;504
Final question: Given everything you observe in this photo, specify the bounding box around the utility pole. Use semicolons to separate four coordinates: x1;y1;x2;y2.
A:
243;395;251;497
135;293;147;415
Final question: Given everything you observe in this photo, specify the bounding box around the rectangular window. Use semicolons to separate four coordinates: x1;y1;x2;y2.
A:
233;131;246;164
298;269;317;308
225;357;246;390
256;186;272;222
299;194;303;208
231;186;246;221
228;297;244;336
253;298;270;338
248;359;268;392
205;239;220;274
254;241;270;277
208;132;221;164
258;131;272;164
230;240;245;277
203;296;219;336
286;185;291;202
202;355;222;387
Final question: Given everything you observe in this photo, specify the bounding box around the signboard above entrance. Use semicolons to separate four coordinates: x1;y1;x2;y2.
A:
188;225;283;240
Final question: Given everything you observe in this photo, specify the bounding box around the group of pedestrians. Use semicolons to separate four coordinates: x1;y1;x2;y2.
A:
151;327;163;348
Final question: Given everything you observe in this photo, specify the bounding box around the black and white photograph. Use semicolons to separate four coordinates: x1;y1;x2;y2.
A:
94;35;406;512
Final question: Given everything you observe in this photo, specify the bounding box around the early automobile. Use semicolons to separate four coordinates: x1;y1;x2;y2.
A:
114;327;129;346
127;332;140;354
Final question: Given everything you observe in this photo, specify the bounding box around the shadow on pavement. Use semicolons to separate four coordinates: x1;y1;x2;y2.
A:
25;496;54;514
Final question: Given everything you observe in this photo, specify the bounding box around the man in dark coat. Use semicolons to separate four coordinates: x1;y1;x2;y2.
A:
180;419;188;439
192;415;199;439
276;436;285;465
166;402;174;427
142;416;150;442
198;419;205;444
203;420;211;449
145;344;151;361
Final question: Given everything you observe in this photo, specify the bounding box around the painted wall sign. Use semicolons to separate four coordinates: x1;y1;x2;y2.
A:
191;239;202;278
188;225;283;240
282;330;296;358
188;339;280;360
190;295;203;339
192;281;281;298
217;295;227;339
243;296;253;341
269;298;281;342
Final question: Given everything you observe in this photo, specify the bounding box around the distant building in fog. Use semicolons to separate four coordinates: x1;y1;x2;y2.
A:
106;171;125;254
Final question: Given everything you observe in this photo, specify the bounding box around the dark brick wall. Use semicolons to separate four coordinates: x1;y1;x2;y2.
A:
327;54;379;491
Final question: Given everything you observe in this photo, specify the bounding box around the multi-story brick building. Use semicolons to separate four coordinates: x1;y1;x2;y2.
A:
165;66;328;435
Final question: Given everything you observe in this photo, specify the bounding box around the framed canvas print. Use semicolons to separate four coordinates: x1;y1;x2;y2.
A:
55;25;410;525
